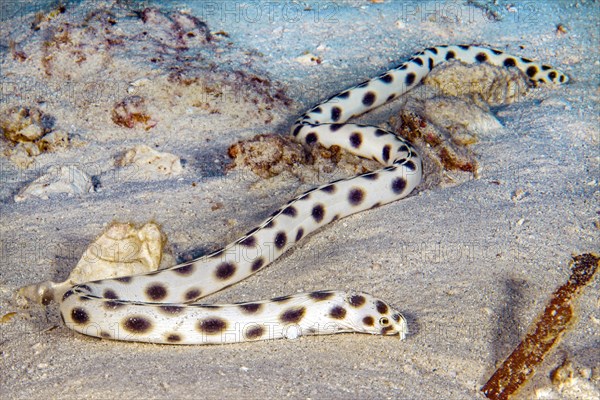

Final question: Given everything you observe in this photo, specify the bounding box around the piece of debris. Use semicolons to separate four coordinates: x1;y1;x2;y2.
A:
295;52;322;65
227;134;307;179
1;107;70;168
112;96;157;130
1;106;54;143
227;133;380;183
1;312;17;323
14;165;92;202
481;253;600;400
390;59;531;190
423;60;529;108
545;358;599;399
392;108;480;189
18;222;166;306
116;144;183;178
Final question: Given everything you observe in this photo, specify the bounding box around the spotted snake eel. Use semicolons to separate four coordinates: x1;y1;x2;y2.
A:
61;45;568;344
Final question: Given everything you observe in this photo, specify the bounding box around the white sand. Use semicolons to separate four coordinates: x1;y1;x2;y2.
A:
1;1;598;399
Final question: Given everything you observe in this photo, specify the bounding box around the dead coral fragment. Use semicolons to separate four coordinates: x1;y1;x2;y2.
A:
423;59;528;106
1;107;54;143
228;134;307;178
391;59;531;189
547;358;599;398
68;222;165;284
111;96;156;130
481;253;600;400
1;107;68;168
438;146;476;173
393;109;479;189
116;145;183;178
37;130;70;151
14;165;92;202
422;96;502;142
228;133;380;183
18;222;165;305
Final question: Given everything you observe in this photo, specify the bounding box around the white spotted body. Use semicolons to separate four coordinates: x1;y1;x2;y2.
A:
60;45;568;344
62;290;404;344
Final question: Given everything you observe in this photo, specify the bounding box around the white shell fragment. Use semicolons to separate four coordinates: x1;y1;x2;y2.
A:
14;165;92;202
68;222;165;284
295;53;321;65
18;222;165;305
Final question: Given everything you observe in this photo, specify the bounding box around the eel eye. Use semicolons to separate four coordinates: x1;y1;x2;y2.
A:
379;317;390;326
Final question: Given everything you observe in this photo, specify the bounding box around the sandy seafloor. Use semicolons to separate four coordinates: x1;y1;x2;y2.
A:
0;0;599;399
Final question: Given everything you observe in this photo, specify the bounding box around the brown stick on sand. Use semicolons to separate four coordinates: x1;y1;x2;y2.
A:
481;253;599;400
